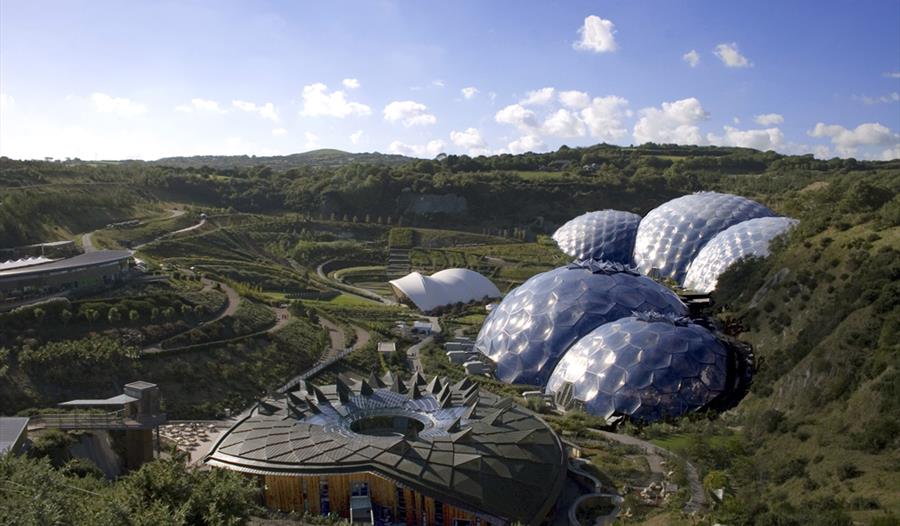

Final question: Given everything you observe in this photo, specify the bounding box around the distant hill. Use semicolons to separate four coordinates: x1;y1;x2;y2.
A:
151;149;415;170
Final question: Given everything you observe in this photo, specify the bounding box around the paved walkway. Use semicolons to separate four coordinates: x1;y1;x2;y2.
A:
81;231;96;252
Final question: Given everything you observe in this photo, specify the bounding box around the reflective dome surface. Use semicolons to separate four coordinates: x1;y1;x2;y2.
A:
683;216;798;293
552;210;642;263
475;260;687;386
633;192;776;284
545;314;729;422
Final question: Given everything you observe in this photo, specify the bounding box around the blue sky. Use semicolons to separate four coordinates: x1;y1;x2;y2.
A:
1;0;898;160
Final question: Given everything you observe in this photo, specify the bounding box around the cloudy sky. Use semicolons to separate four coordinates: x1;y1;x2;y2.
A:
1;0;898;161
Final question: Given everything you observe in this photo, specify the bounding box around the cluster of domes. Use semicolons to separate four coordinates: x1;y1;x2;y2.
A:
475;192;788;423
475;260;686;386
552;192;796;290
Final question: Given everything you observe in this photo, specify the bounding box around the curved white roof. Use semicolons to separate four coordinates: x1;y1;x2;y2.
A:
390;268;501;312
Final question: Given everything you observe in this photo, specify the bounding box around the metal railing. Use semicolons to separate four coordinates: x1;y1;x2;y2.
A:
278;346;354;393
30;410;167;430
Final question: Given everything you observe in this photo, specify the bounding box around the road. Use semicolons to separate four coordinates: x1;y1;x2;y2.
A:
79;208;188;253
589;429;707;514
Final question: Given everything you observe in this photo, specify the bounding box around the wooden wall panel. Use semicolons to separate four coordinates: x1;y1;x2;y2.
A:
261;473;482;526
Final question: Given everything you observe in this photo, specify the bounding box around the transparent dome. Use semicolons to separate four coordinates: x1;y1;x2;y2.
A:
552;210;642;263
545;313;729;422
633;192;776;285
683;216;798;293
474;260;687;386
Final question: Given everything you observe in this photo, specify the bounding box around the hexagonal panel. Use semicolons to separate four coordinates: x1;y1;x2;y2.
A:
475;260;686;386
545;314;730;422
552;210;642;263
633;192;776;284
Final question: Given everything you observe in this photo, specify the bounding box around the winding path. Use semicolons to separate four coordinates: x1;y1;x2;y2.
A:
588;428;707;514
140;279;240;355
314;259;396;305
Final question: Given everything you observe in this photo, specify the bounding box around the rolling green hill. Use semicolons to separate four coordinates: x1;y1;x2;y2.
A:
150;148;415;170
1;144;898;524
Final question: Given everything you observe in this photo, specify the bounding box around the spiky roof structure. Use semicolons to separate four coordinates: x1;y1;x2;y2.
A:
206;373;566;525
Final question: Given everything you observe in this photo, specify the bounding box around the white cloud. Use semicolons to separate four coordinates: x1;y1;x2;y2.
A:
507;134;545;154
883;72;900;79
542;109;586;138
809;121;898;157
188;98;227;114
633;97;709;145
350;130;364;145
881;145;900;160
175;97;228;114
559;90;590;110
388;139;445;158
342;78;360;89
495;103;538;130
90;92;148;117
682;50;700;68
450;127;489;155
708;126;784;151
0;92;14;113
232;100;279;121
854;92;900;104
271;128;288;136
304;131;320;150
300;83;371;118
488;91;497;103
383;100;436;127
461;86;479;100
574;15;617;53
754;113;784;126
432;79;445;88
521;87;555;106
714;42;752;68
580;95;630;141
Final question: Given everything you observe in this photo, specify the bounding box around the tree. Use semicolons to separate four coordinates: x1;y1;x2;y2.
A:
150;307;159;320
60;309;73;325
107;307;122;323
33;308;46;322
128;310;140;322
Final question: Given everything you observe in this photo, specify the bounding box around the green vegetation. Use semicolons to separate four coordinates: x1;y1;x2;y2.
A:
0;454;256;526
2;144;899;523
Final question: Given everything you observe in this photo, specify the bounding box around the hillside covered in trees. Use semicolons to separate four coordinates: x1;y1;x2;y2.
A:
1;143;898;524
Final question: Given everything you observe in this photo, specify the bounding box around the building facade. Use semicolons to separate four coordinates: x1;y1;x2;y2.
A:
207;373;567;525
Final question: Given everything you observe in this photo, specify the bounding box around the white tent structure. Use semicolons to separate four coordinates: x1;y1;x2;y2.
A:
389;268;501;313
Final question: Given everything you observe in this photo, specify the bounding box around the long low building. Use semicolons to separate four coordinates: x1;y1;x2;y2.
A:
206;373;567;525
0;250;133;305
389;268;501;313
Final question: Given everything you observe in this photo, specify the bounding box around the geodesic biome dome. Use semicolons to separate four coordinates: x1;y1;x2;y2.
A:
633;192;776;285
552;210;642;263
683;216;798;293
545;313;730;422
474;260;687;386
